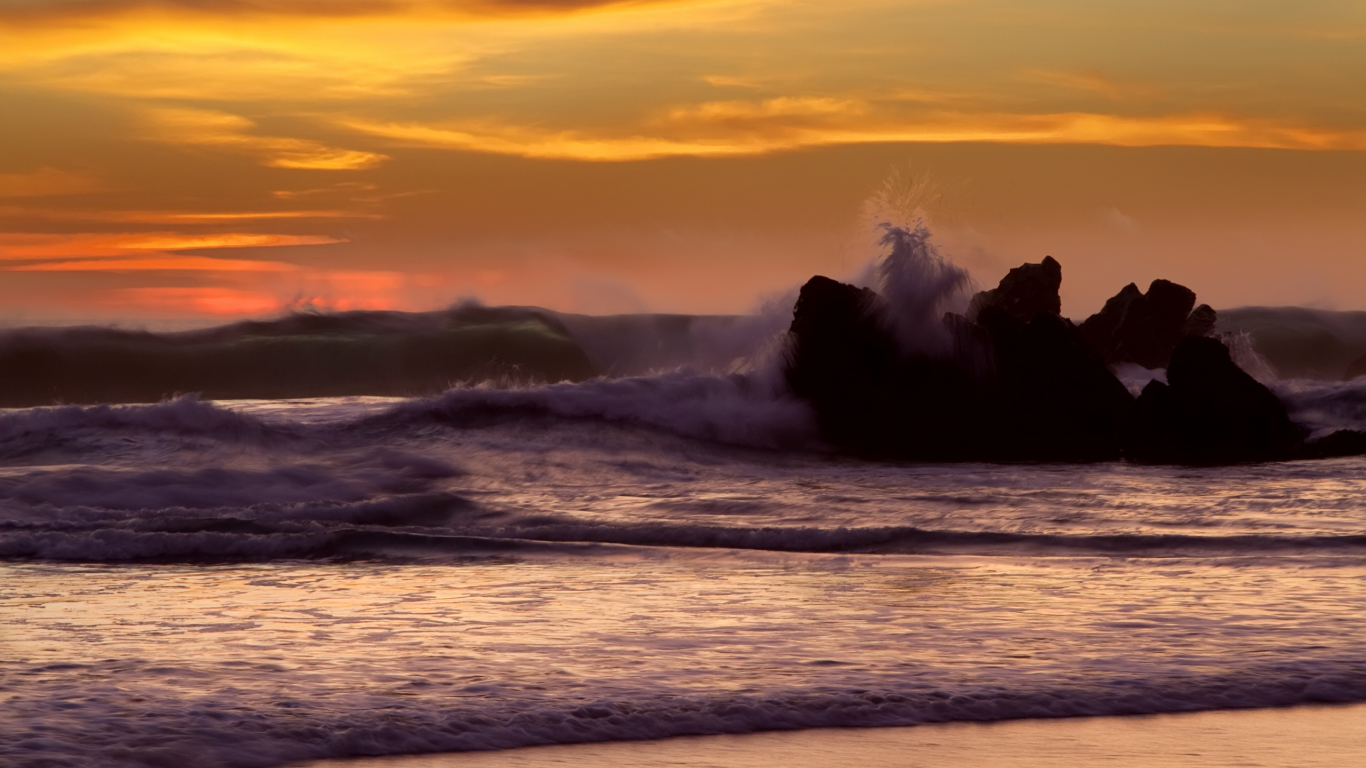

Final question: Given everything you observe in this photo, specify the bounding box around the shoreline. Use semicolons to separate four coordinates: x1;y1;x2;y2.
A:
297;703;1366;768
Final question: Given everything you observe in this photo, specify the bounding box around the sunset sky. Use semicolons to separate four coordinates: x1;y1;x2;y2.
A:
2;0;1364;322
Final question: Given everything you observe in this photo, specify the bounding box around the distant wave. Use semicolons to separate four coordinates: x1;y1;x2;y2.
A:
1218;306;1366;380
0;306;596;407
1273;377;1366;437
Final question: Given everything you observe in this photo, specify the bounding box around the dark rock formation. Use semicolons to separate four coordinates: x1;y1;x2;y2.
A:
1079;279;1199;369
784;276;984;459
786;259;1132;462
966;255;1062;324
974;307;1135;461
1125;335;1299;463
785;257;1315;465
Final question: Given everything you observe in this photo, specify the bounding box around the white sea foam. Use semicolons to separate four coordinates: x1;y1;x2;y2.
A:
375;372;819;450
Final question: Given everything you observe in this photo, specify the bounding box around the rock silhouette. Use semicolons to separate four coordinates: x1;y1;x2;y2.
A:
785;256;1309;464
786;258;1130;462
966;255;1062;324
1079;280;1200;369
1125;336;1299;463
973;306;1135;460
784;275;985;459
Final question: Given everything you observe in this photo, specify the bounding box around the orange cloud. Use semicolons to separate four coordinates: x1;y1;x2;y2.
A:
0;232;345;260
344;109;1366;161
0;0;686;26
0;207;377;223
1022;69;1162;101
701;74;764;89
663;96;864;123
340;118;761;160
10;256;300;272
272;182;378;199
115;233;346;250
144;108;386;170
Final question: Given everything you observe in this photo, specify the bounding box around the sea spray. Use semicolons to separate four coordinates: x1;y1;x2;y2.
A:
868;222;973;356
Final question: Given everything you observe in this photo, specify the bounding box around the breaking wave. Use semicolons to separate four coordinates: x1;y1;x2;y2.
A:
8;657;1366;768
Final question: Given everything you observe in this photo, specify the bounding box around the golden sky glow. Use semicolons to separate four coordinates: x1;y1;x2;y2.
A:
1;0;1364;320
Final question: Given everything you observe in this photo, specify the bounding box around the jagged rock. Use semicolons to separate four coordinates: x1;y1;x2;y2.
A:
1182;304;1218;337
1125;335;1299;463
785;262;1314;465
785;268;1132;462
966;256;1061;324
1079;279;1197;369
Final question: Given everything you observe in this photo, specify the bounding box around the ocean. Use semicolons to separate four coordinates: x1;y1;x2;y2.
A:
4;361;1366;767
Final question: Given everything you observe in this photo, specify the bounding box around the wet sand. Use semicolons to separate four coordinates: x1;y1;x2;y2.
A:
299;703;1366;768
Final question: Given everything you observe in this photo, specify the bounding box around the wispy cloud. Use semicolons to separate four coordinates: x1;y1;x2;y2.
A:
662;96;863;123
341;119;760;160
0;0;694;26
0;232;344;260
1022;69;1161;100
0;206;379;223
344;109;1366;161
10;256;300;272
114;233;346;250
701;74;763;89
144;108;387;169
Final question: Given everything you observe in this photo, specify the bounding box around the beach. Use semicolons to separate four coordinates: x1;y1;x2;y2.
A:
302;704;1366;768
